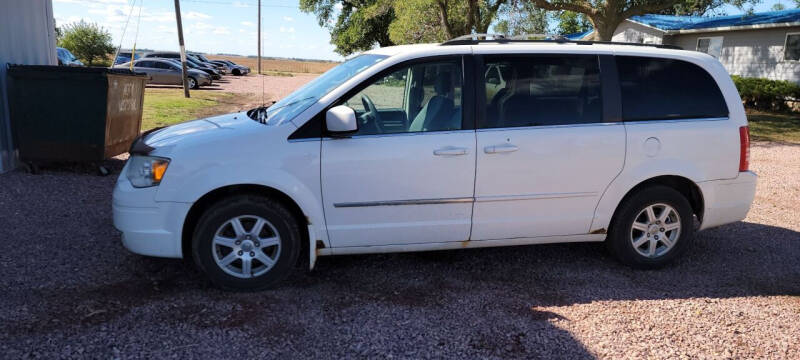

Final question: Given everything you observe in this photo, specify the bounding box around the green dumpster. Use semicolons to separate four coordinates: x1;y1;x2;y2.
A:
7;65;147;168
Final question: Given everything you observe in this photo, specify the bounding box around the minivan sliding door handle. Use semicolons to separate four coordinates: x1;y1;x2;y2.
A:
433;146;468;156
484;144;519;154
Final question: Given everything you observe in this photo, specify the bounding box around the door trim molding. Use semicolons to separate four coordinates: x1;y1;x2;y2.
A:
333;197;474;208
475;192;597;202
333;192;597;208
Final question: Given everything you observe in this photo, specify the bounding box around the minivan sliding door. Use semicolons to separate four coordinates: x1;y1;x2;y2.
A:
471;54;626;240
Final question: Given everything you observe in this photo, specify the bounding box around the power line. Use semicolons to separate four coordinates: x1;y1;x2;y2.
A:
63;0;298;9
180;0;297;8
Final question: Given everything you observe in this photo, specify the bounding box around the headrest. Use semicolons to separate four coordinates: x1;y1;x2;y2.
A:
435;72;452;95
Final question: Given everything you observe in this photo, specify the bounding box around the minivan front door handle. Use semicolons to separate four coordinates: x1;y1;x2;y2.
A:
484;144;519;154
433;146;468;156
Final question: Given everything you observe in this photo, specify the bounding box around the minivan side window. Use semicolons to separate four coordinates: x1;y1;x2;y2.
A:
342;59;463;136
616;56;728;121
480;55;603;129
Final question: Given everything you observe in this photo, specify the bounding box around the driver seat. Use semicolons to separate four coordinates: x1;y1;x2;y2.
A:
409;73;456;132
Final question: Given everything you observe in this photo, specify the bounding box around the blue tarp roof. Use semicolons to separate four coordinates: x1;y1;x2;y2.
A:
629;8;800;31
563;9;800;39
564;29;594;40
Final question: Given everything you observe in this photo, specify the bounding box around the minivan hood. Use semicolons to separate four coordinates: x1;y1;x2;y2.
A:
144;111;257;148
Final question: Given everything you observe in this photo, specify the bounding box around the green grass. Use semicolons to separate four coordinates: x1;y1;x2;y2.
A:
142;89;256;130
747;111;800;144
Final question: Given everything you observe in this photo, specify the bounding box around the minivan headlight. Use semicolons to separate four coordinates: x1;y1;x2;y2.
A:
127;156;170;188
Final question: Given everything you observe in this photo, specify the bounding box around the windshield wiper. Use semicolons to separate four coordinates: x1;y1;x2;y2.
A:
247;101;275;124
246;97;315;124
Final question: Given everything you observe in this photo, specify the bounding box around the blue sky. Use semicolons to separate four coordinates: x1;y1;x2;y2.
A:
53;0;790;62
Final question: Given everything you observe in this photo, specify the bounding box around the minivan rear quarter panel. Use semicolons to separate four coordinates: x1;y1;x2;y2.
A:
590;50;748;233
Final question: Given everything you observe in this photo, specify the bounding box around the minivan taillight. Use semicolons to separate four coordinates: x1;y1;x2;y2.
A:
739;126;750;172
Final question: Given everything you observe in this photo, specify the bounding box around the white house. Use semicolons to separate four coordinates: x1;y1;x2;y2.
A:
569;9;800;84
0;0;57;173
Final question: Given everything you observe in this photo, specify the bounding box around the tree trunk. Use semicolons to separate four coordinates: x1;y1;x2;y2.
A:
437;1;455;39
589;15;623;41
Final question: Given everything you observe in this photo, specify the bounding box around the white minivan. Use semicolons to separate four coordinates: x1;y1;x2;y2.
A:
113;39;757;290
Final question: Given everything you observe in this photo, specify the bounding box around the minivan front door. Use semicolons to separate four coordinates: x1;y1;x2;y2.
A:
321;57;476;248
471;54;625;240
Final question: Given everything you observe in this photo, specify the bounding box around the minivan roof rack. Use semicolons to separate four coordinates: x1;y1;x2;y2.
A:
441;33;681;49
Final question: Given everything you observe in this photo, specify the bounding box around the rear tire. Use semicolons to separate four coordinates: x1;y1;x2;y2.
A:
192;195;301;291
606;185;694;269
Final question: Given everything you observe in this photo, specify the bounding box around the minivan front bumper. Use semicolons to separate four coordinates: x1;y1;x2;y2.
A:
112;169;190;258
697;171;757;230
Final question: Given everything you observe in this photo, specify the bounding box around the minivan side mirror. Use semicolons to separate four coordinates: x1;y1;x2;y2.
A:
326;105;358;135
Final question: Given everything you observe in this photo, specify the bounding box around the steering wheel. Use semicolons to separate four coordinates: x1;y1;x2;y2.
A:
359;94;382;134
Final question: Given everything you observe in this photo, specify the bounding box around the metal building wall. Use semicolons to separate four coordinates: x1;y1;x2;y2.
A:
0;0;57;173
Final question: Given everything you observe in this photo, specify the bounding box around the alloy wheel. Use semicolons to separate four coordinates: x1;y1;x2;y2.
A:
212;215;281;278
630;203;681;258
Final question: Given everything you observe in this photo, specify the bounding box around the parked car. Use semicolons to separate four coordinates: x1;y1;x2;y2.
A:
114;40;757;291
189;53;226;72
143;51;221;71
114;51;142;65
189;53;225;71
166;58;221;80
190;53;213;63
216;59;250;76
56;47;83;66
114;59;211;89
208;60;231;74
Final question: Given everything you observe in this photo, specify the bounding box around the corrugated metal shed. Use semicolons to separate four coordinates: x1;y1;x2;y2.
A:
0;0;57;173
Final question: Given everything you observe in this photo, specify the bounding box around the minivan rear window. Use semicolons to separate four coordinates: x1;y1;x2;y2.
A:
481;55;603;128
616;56;728;121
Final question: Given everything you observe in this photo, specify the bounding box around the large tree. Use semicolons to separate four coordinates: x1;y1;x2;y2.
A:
57;20;114;66
526;0;755;41
390;0;505;43
554;10;592;34
493;0;549;36
301;0;507;55
300;0;395;56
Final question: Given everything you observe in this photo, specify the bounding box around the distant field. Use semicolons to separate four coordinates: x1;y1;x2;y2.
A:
207;55;338;74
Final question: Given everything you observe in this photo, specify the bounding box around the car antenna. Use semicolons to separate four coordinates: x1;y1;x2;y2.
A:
261;33;266;107
110;0;138;69
130;0;144;71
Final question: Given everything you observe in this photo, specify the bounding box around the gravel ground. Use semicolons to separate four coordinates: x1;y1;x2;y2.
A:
205;73;317;99
146;73;317;103
0;143;798;359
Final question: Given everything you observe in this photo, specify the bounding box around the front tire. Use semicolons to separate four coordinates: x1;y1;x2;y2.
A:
188;76;199;89
607;185;694;269
192;195;301;291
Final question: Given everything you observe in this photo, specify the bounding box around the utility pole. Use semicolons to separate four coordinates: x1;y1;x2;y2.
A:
174;0;190;98
257;0;261;76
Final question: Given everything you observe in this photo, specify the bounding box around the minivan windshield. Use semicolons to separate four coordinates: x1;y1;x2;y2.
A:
260;54;387;125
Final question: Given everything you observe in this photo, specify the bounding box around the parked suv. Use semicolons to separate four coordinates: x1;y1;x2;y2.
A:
114;40;757;290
